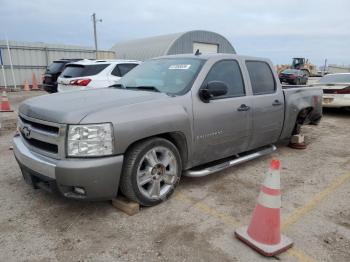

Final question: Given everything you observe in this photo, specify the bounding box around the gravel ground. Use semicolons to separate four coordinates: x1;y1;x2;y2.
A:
0;91;47;132
0;91;349;262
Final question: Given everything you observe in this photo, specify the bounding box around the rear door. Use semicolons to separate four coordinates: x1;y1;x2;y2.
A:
244;60;284;150
192;59;252;165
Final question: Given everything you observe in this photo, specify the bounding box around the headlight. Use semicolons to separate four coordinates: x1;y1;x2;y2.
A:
67;123;113;157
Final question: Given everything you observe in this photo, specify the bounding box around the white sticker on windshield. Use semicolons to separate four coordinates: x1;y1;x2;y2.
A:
168;64;191;70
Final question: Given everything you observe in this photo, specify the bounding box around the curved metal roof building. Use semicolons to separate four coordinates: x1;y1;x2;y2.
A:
112;30;235;61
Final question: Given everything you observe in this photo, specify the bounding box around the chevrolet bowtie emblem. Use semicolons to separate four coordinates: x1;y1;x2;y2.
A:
22;126;31;139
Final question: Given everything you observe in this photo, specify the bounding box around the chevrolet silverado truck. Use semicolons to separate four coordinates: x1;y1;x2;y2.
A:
13;54;322;206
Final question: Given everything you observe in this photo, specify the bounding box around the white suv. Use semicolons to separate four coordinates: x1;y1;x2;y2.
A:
57;59;141;92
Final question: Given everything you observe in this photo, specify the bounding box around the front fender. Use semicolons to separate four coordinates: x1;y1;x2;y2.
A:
114;104;192;155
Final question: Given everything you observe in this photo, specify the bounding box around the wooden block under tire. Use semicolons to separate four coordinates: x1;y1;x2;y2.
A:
112;196;140;216
291;134;305;144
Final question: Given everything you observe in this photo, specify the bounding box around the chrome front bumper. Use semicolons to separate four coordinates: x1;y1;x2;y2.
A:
13;135;57;179
13;135;124;200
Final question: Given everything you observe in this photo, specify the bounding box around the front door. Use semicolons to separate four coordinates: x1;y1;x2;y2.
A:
192;59;252;166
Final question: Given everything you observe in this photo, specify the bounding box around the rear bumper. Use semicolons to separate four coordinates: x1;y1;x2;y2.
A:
57;84;95;93
57;84;82;92
13;135;124;200
279;78;296;84
322;94;350;108
43;84;57;93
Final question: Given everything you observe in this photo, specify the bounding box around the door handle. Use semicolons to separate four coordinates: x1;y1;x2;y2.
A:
272;100;282;106
237;104;250;111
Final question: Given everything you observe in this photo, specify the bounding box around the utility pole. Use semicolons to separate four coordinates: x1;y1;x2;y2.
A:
0;49;8;89
92;13;102;59
6;38;17;90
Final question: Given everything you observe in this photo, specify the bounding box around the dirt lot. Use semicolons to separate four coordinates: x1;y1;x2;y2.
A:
0;91;349;262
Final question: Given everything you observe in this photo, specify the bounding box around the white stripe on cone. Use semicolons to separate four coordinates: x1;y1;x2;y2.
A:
264;169;281;190
257;191;281;209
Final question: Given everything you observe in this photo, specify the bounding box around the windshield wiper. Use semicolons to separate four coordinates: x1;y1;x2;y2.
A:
110;84;162;93
126;86;160;92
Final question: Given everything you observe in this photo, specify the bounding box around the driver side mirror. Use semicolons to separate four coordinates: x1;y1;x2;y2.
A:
199;81;228;103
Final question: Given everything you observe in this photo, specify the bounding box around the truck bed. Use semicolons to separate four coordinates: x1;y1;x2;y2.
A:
280;86;323;140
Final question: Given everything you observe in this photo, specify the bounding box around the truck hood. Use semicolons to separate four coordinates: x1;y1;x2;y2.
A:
19;88;168;123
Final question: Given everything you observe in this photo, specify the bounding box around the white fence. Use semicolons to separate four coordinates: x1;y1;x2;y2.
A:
327;65;350;74
0;40;115;89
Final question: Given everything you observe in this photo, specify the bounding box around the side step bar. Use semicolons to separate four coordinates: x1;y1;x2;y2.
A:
184;145;277;177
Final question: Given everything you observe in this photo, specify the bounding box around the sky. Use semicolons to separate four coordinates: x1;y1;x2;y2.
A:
1;0;349;66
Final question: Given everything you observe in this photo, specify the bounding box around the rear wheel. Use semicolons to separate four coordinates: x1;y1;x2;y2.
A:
120;138;182;206
302;70;310;77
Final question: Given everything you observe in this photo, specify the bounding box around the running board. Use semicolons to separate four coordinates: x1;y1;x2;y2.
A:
184;145;277;177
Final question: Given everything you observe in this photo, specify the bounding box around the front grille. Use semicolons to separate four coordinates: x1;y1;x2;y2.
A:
18;114;66;159
20;116;59;134
22;135;58;154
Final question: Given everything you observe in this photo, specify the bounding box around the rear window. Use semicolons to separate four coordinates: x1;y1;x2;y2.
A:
46;62;65;73
61;64;110;78
246;61;276;95
318;74;350;84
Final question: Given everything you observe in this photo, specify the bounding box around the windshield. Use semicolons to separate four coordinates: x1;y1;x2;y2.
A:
116;58;205;95
318;74;350;84
292;58;304;66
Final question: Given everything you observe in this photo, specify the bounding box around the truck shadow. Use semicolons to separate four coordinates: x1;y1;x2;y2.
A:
322;107;350;117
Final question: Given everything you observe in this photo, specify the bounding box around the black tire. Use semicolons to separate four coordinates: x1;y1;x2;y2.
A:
292;123;301;135
295;78;301;85
119;137;182;206
302;70;310;77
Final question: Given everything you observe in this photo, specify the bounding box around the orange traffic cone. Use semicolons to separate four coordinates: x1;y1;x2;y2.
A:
0;91;14;112
31;73;39;90
23;80;30;91
234;159;293;256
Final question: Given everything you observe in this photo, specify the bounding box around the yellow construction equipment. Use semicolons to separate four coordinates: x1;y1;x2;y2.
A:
276;58;318;76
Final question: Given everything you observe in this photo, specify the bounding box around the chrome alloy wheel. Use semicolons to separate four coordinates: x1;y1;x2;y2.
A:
136;146;178;200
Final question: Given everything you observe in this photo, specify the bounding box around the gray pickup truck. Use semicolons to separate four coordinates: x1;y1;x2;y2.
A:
13;54;322;206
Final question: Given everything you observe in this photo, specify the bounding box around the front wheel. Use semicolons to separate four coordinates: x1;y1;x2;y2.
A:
120;138;182;206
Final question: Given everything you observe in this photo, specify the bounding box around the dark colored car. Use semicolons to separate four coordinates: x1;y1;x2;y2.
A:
279;69;308;85
43;59;83;93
